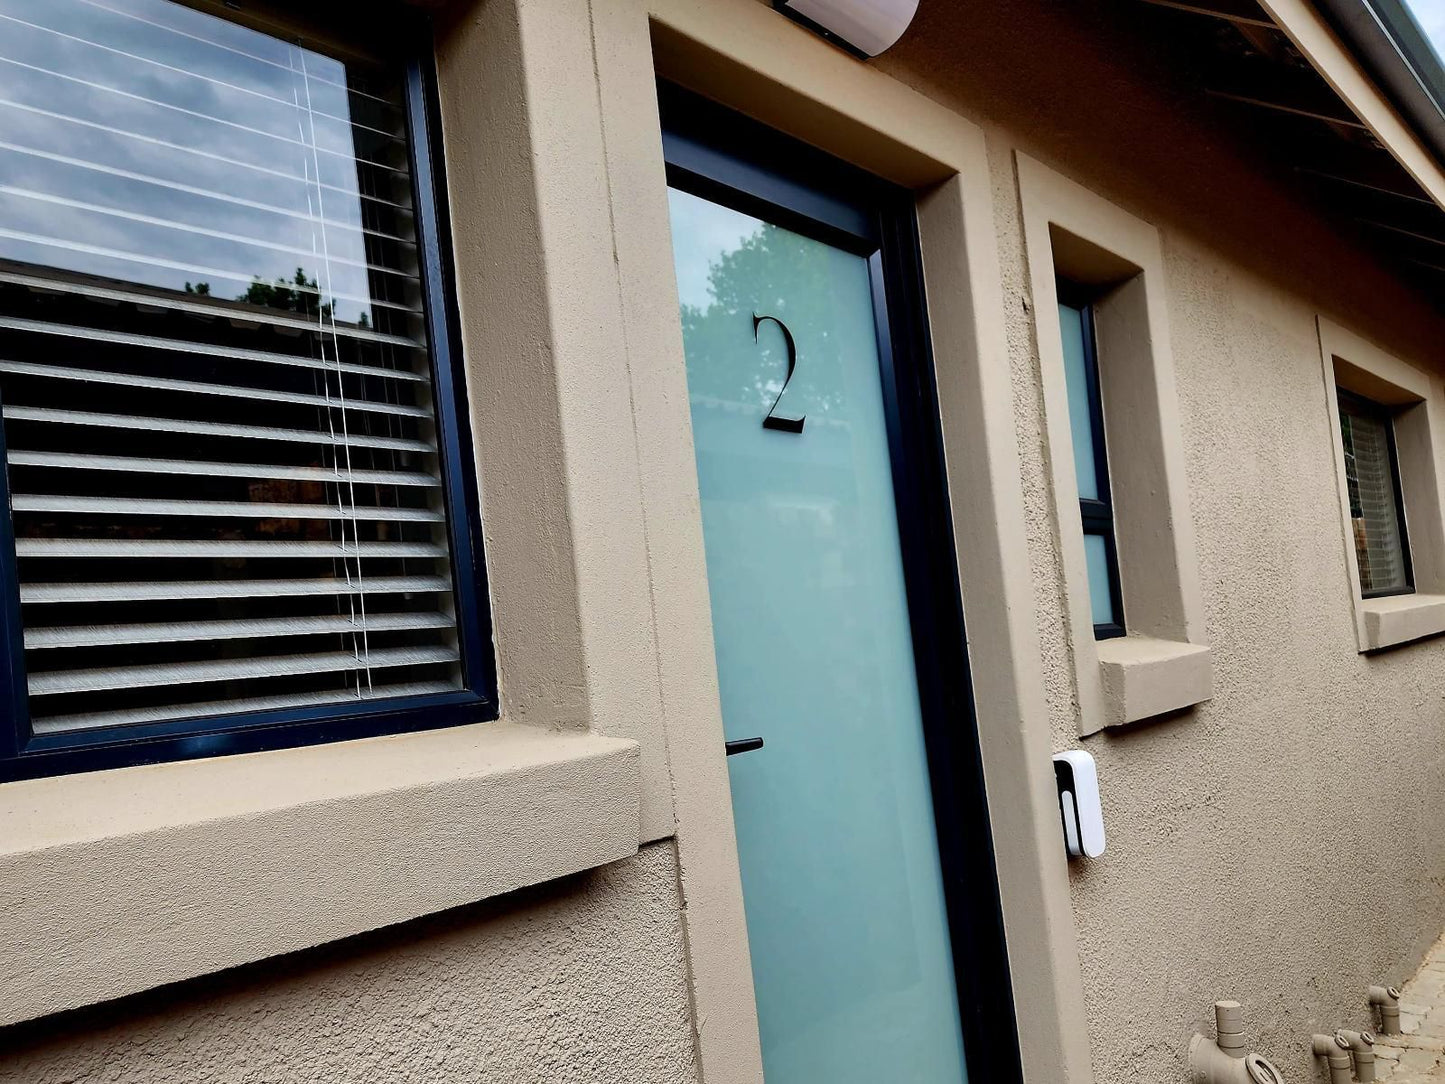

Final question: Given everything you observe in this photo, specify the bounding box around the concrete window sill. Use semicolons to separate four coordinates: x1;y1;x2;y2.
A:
0;721;640;1028
1092;637;1213;731
1360;593;1445;652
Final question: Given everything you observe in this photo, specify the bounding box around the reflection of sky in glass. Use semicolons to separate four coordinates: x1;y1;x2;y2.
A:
669;193;760;310
0;0;411;326
1405;0;1445;61
668;188;856;421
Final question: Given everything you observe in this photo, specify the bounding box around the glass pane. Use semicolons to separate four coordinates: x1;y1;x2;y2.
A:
1340;398;1410;594
668;186;968;1084
1058;300;1100;501
0;0;464;733
1084;532;1119;628
0;0;415;329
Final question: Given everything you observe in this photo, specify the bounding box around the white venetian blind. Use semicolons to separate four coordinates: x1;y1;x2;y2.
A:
1339;393;1410;595
0;0;466;733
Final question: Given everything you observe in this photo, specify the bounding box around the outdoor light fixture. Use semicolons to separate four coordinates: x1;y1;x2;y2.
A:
773;0;921;59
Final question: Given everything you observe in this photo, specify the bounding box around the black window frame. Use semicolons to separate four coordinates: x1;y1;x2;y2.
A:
0;6;497;783
1055;279;1125;638
1338;388;1414;599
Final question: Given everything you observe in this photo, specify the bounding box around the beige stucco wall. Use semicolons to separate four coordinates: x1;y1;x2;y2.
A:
875;2;1445;1082
8;0;1445;1082
0;842;697;1084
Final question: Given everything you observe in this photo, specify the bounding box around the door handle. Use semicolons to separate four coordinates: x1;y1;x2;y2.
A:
725;737;764;756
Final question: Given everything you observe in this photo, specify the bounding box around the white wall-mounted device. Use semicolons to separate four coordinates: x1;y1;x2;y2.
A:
773;0;921;59
1053;750;1106;859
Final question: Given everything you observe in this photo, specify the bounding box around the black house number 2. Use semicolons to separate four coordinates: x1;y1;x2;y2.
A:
753;312;805;434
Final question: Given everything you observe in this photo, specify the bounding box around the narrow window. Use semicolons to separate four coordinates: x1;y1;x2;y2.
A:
0;0;494;778
1056;282;1124;637
1338;391;1413;597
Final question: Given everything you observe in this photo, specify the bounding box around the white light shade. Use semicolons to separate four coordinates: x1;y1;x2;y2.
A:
777;0;921;58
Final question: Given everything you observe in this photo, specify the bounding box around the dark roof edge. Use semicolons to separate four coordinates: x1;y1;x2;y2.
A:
1313;0;1445;168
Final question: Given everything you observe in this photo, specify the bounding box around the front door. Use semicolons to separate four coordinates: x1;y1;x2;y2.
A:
661;87;1019;1083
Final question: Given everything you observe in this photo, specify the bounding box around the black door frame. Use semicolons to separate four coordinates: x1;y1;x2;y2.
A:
659;82;1024;1084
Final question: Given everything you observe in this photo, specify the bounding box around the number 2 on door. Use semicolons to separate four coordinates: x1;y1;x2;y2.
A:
753;312;805;434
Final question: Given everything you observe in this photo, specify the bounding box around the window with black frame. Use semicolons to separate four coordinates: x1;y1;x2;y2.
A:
1056;281;1124;638
0;0;493;778
1338;390;1413;598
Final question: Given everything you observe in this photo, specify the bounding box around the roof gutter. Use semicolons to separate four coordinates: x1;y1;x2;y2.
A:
1312;0;1445;169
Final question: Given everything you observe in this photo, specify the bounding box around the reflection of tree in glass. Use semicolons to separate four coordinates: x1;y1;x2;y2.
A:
237;267;334;319
185;273;369;326
681;223;846;417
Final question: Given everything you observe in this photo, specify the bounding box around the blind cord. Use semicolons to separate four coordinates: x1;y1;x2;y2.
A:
295;44;373;695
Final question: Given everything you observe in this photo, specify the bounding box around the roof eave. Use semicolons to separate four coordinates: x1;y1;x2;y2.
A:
1315;0;1445;168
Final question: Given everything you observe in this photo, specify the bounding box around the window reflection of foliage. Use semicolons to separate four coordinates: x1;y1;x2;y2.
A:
680;223;846;416
237;266;334;319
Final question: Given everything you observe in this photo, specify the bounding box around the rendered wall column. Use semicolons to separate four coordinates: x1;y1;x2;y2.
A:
590;0;766;1078
436;0;674;841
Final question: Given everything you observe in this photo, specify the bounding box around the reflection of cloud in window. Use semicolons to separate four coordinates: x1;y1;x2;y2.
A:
0;0;403;326
667;188;763;311
1405;0;1445;58
669;187;860;420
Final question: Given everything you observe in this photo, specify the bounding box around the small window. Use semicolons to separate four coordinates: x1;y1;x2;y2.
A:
1338;391;1413;598
1056;281;1124;638
0;0;494;779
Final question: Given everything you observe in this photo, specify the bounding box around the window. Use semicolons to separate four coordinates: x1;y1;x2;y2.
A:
1338;391;1413;597
1056;281;1124;638
1018;153;1212;734
0;0;493;779
1320;318;1445;653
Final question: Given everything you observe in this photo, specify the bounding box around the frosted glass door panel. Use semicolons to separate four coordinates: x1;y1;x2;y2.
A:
668;186;968;1084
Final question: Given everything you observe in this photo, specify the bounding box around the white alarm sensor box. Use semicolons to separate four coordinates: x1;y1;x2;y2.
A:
1053;750;1106;859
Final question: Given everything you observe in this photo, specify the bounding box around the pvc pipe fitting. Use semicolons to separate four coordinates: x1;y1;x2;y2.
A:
1190;1002;1286;1084
1369;985;1403;1035
1339;1029;1377;1082
1312;1033;1353;1084
1191;1035;1286;1084
1216;1000;1247;1058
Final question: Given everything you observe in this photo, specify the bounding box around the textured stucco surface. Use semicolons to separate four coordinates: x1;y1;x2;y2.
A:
12;2;1445;1082
0;723;641;1029
1369;933;1445;1078
0;842;698;1084
878;2;1445;1082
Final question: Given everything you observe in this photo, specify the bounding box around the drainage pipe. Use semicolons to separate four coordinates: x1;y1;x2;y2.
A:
1340;1029;1377;1082
1190;1001;1287;1084
1191;1035;1287;1084
1312;1033;1353;1084
1369;985;1403;1035
1215;1001;1247;1058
